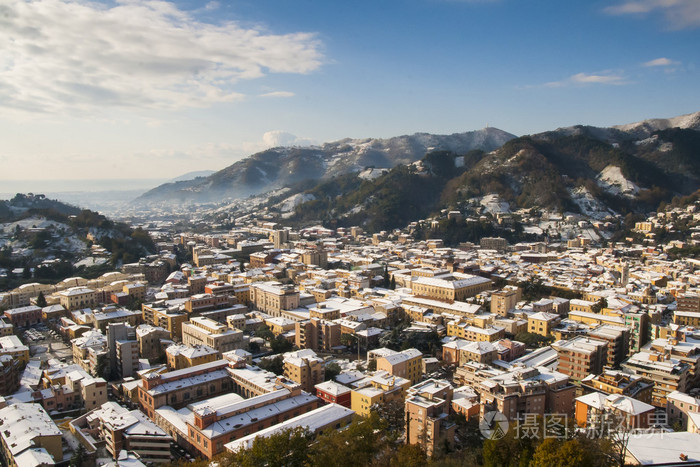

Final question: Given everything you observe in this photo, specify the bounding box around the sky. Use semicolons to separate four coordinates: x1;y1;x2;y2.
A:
1;0;699;184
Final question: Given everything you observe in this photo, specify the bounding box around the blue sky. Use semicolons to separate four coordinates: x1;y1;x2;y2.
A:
1;0;699;182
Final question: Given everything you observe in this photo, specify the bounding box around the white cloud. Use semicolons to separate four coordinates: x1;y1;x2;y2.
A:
242;131;316;153
544;72;628;88
642;57;680;67
259;91;296;98
605;0;700;29
0;0;323;117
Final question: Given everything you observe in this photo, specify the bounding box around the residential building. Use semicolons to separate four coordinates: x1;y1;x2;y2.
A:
182;316;246;354
283;349;324;393
405;379;456;457
575;393;655;429
552;337;608;382
376;348;423;385
350;371;411;417
315;381;352;408
0;403;63;467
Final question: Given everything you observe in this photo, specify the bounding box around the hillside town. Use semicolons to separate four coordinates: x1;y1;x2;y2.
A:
2;200;700;466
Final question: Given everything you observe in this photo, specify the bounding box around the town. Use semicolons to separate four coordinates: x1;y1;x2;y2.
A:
1;198;700;466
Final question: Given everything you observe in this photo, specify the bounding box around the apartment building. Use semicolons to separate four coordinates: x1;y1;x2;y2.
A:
138;360;233;418
136;324;171;361
166;343;220;370
0;403;63;467
315;380;352;408
283;349;325;393
182;317;245;353
295;318;341;352
490;288;520;317
446;321;505;342
552;337;608;382
405;379;456;457
580;370;653;405
476;366;576;421
527;312;561;337
185;387;319;459
575;393;655;429
442;339;497;366
622;351;691;407
587;325;631;368
350;371;411;417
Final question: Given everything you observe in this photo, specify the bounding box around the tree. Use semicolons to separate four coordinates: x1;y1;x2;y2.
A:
390;276;396;290
591;297;608;314
383;264;390;287
258;355;285;375
271;335;293;354
22;265;31;279
224;427;312;467
70;443;86;467
36;291;47;308
324;362;341;381
255;324;274;341
531;438;592;467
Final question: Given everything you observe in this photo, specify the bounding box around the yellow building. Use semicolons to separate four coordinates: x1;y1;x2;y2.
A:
166;343;220;370
446;321;505;342
376;348;423;385
527;312;561;337
0;403;63;467
283;349;324;393
410;273;492;303
351;371;411;417
58;287;97;311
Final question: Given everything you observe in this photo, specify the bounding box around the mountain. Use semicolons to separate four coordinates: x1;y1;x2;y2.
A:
135;127;516;205
270;112;700;233
169;170;216;183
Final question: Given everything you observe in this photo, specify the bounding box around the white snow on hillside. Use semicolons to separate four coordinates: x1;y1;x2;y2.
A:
569;186;615;220
480;194;510;214
596;165;639;198
358;168;389;180
278;193;316;213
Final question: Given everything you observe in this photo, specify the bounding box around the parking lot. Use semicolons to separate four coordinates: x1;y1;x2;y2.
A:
25;325;73;363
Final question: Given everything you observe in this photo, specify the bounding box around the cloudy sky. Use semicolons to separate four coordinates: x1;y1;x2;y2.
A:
1;0;699;183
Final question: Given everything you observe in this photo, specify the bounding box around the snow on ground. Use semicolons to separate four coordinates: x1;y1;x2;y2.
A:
596;165;639;198
569;186;615;220
358;168;389;180
278;193;317;213
480;194;510;214
74;257;109;268
0;216;70;234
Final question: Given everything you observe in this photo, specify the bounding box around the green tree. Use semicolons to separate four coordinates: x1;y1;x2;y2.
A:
324;362;341;381
35;291;47;308
258;355;285;375
271;335;293;354
255;324;274;341
224;427;312;467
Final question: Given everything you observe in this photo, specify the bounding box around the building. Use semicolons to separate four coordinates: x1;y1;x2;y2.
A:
552;337;608;382
442;339;497;366
0;403;63;467
295;318;341;351
666;390;700;429
410;273;492;303
283;349;324;393
224;403;354;454
490;288;520;317
315;381;352;408
107;322;139;380
138;360;233;418
166;343;220;370
587;325;630;368
181;387;319;459
350;371;411;417
250;282;300;317
3;305;41;328
575;393;655;429
182;317;246;354
84;401;172;463
136;324;171;362
375;348;423;385
58;287;97;311
580;370;653;405
527;312;561;337
446;322;505;342
405;379;456;457
622;351;691;407
475;366;576;421
0;335;30;367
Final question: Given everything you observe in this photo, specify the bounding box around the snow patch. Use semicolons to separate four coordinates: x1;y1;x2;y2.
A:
358;168;389;180
480;194;510;214
569;186;615;220
278;193;316;213
596;165;639;198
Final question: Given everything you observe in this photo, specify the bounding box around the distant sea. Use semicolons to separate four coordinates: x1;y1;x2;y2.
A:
0;178;169;215
0;178;167;196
